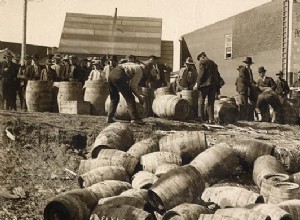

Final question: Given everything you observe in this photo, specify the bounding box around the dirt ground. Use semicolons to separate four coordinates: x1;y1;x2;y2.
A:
0;110;299;219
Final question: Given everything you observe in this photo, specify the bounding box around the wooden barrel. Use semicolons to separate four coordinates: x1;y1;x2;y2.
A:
92;122;134;158
190;143;239;184
216;99;239;124
274;144;300;173
155;164;179;177
159;131;207;164
248;204;292;220
201;186;264;208
120;188;149;201
140;152;182;173
142;87;155;116
25;80;53;112
198;214;238;220
268;182;300;204
162;203;211;220
91;204;154;220
86;180;132;198
215;208;271;220
260;174;290;203
278;200;300;220
57;81;83;112
282;101;299;125
132;171;158;189
148;165;205;211
78;166;129;188
52;82;59;113
232;139;274;166
178;90;199;119
105;94;149;120
253;155;287;188
154;86;175;98
292;90;300;107
79;151;138;175
44;189;98;220
291;171;300;185
127;137;160;159
83;80;109;115
98;195;146;209
152;95;189;120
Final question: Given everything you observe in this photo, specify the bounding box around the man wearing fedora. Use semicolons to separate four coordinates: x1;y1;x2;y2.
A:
17;55;35;111
40;59;57;81
257;66;276;90
52;54;65;81
107;55;144;124
275;70;290;103
176;57;198;92
236;56;256;120
0;51;18;110
194;52;222;123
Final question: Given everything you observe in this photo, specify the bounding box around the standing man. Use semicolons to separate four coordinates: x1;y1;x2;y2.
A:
40;59;57;81
62;55;71;81
31;54;42;80
52;54;65;81
140;55;158;88
176;57;198;92
275;70;290;103
236;57;255;120
107;55;144;124
257;66;276;90
194;52;221;124
0;51;18;110
17;55;34;111
292;71;300;87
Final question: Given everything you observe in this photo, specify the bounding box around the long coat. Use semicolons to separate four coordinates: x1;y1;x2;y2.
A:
196;58;220;89
0;60;18;99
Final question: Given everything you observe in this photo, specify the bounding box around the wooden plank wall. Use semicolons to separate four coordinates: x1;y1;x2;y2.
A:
59;13;162;57
160;40;173;68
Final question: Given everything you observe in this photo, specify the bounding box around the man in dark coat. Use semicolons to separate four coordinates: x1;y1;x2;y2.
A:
107;55;144;124
275;70;290;103
52;54;65;81
140;55;158;88
194;52;221;123
257;66;276;90
0;51;18;110
236;56;255;120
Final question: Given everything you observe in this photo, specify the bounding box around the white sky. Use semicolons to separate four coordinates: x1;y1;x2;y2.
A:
0;0;270;47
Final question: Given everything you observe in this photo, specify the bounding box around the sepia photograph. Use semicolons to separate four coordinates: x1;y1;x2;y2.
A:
0;0;300;219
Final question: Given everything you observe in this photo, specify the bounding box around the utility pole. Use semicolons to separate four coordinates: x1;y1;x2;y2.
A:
21;0;27;66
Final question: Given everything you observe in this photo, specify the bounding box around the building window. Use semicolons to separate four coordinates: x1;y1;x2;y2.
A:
225;34;232;59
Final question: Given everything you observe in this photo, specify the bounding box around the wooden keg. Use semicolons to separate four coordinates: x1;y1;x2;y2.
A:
159;131;207;164
127;137;160;159
292;90;300;107
198;214;237;220
260;173;290;203
201;186;264;208
105;94;149;120
178;89;199;119
190;143;239;184
92;122;134;158
216;99;239;124
86;180;132;198
97;195;146;209
154;164;179;178
142;87;155;116
215;208;271;220
25;80;53;112
163;203;211;220
154;86;175;98
268;182;300;204
83;80;109;115
278;200;300;220
152;95;189;120
132;171;158;189
253;155;287;188
57;82;83;112
248;203;292;220
148;165;205;211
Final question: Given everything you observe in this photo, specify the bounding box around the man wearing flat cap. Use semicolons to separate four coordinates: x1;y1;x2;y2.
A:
236;56;256;120
275;70;290;103
0;51;18;110
257;66;276;90
176;57;198;92
107;55;144;124
194;52;222;123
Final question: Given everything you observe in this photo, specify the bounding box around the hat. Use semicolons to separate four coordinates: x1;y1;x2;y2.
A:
197;52;206;60
4;51;13;58
258;66;266;73
24;55;32;60
62;55;69;61
275;70;284;76
185;57;194;64
32;54;40;61
92;59;101;65
243;57;254;64
237;65;244;71
53;54;62;59
45;59;53;65
14;54;21;60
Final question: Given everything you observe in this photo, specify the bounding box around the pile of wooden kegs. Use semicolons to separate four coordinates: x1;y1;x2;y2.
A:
44;125;300;220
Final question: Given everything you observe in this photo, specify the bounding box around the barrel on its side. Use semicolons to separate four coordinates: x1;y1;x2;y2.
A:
159;131;207;164
268;182;300;204
178;90;198;119
190;143;239;184
198;214;238;220
215;208;271;220
84;80;109;115
25;80;53;112
248;204;292;220
132;171;158;189
57;81;83;112
98;195;146;209
127;137;160;159
148;165;205;211
86;180;132;198
278;200;300;220
92;122;134;158
155;164;179;178
152;95;189;120
216;99;239;124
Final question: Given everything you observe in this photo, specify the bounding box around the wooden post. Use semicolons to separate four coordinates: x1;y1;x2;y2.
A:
21;0;27;66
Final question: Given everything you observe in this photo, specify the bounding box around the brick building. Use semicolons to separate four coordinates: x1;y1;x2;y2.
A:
182;0;300;96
